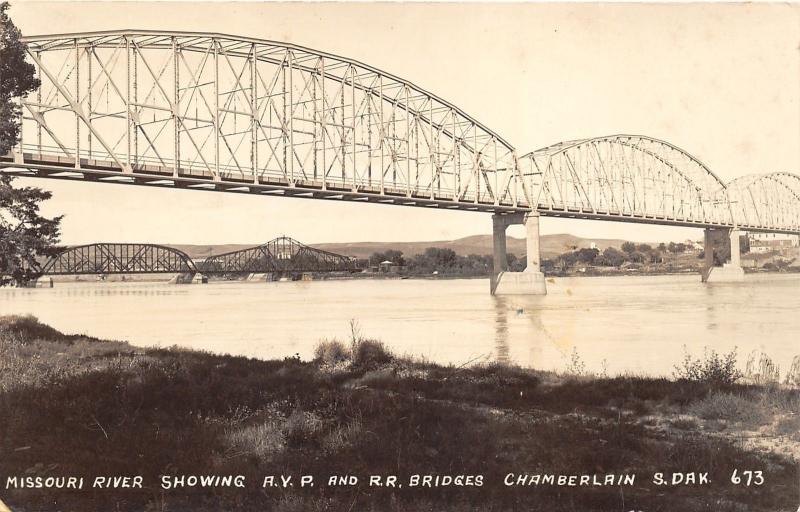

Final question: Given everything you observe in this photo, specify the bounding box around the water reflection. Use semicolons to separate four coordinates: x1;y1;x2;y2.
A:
492;293;556;368
493;296;510;363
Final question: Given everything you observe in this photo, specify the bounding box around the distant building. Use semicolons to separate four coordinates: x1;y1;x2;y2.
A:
749;238;794;254
686;240;703;251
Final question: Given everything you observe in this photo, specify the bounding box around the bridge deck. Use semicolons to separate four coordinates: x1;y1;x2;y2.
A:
5;151;795;234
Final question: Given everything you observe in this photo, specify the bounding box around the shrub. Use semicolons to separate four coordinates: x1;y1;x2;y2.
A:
313;339;350;365
351;339;393;369
564;347;586;376
688;392;769;426
283;409;324;447
345;319;393;370
674;346;741;388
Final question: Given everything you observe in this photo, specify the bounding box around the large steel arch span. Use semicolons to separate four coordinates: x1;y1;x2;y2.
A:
724;173;800;233
42;243;197;274
5;30;525;212
198;236;359;274
519;135;739;228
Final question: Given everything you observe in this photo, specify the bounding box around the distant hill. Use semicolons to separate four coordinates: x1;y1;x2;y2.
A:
171;234;628;261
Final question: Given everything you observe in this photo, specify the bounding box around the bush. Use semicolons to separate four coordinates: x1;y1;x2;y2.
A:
351;339;393;369
313;339;350;366
674;346;741;388
688;392;768;426
283;409;323;447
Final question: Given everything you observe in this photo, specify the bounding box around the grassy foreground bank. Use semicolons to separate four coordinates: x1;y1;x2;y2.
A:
0;316;798;512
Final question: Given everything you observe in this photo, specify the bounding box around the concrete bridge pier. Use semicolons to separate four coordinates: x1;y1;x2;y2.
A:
169;272;208;284
491;212;547;295
702;227;744;283
29;276;53;288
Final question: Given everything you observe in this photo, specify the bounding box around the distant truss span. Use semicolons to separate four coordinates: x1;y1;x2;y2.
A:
198;236;359;273
520;135;734;228
725;172;800;232
42;243;197;274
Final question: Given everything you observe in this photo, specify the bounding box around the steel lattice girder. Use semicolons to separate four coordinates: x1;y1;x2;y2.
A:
1;30;799;233
519;135;736;227
42;243;197;274
198;236;358;273
724;173;800;232
13;30;522;211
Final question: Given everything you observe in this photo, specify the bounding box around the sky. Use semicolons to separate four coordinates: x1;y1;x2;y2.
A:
7;1;800;245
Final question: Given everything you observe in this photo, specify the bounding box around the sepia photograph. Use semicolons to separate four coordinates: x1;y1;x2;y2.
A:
0;1;799;511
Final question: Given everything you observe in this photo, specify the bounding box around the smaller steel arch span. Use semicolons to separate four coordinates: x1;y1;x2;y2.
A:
523;134;727;190
519;135;733;225
41;243;198;275
769;172;800;196
725;173;800;232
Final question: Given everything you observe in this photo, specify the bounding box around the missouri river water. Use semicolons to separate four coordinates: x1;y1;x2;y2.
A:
1;274;798;377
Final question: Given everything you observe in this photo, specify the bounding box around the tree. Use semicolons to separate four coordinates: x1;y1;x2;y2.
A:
0;3;60;286
628;251;647;264
575;247;599;264
370;250;404;266
621;241;636;254
0;174;63;285
599;247;626;267
1;2;40;155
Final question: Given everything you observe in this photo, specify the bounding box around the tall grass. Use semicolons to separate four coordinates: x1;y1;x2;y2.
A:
784;355;800;387
744;350;781;385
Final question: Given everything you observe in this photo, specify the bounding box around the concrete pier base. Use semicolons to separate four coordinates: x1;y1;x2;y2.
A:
704;264;745;283
27;277;54;288
701;227;744;283
169;273;207;284
492;270;547;295
491;212;547;295
247;272;271;281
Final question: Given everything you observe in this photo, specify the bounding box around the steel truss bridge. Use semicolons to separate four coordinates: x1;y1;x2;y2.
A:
197;236;359;274
41;243;197;274
0;30;798;235
41;238;358;276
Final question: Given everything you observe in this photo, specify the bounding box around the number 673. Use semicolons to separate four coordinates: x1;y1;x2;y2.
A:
730;469;764;486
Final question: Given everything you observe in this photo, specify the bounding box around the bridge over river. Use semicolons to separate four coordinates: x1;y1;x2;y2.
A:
2;30;798;294
38;237;360;282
